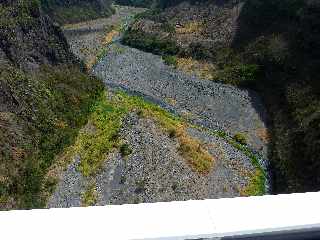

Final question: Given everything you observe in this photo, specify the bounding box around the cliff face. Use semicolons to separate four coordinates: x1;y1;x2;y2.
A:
0;0;103;209
0;0;76;71
41;0;114;24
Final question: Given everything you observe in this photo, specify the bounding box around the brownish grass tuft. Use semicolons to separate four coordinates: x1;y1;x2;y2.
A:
176;57;215;80
175;127;215;174
256;128;270;144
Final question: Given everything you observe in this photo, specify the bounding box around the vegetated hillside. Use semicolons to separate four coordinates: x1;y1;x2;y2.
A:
115;0;156;8
235;0;320;193
115;0;208;8
122;0;239;60
0;0;103;209
122;0;320;193
40;0;114;24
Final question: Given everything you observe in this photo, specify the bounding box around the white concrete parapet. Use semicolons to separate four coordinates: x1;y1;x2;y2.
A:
1;192;320;239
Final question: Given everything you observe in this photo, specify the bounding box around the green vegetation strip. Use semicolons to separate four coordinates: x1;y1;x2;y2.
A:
49;89;265;204
193;127;267;196
69;90;214;177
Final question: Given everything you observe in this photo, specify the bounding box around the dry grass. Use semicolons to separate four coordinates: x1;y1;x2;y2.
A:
256;128;270;144
176;21;204;35
103;29;120;45
179;134;215;174
176;57;216;80
165;97;177;106
170;126;215;174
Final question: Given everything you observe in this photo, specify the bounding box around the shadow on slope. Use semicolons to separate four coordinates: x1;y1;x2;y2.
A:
232;0;320;193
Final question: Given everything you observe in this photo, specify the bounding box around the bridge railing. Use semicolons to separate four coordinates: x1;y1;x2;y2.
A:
1;192;320;240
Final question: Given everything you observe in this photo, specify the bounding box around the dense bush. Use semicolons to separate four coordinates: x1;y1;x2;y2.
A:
122;29;180;55
240;0;305;28
162;55;177;67
214;63;260;87
233;133;248;145
40;0;114;24
116;0;155;8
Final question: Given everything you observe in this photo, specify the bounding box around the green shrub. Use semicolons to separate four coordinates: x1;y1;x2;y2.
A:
134;9;161;20
162;55;177;67
122;29;180;55
168;128;177;138
241;0;305;28
233;132;248;145
162;22;175;33
189;42;212;60
120;144;133;157
214;63;260;87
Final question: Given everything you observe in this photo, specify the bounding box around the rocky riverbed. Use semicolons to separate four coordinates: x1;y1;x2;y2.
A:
62;5;145;68
48;7;270;208
48;111;257;207
93;42;269;158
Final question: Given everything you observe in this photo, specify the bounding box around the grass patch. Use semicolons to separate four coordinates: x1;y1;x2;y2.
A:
162;55;178;67
227;138;266;195
74;91;127;177
233;132;248;145
191;125;266;196
73;90;214;175
176;57;215;80
177;129;214;174
81;183;98;207
241;169;266;196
